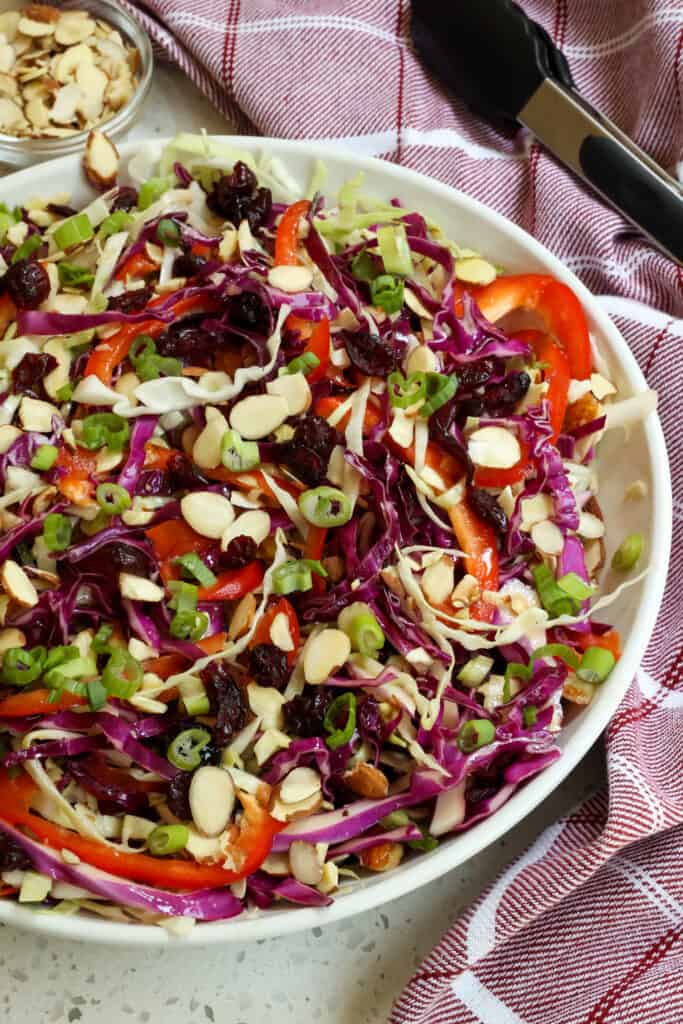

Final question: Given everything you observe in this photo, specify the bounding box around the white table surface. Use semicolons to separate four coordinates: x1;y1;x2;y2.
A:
0;67;607;1024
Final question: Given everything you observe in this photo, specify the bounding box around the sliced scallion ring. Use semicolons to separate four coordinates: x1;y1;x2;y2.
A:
167;728;212;771
298;486;352;528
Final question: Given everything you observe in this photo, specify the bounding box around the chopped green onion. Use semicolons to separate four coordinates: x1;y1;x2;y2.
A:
504;661;531;684
129;334;156;363
522;705;538;727
80;412;130;452
387;371;427;409
170;610;209;641
175;552;217;588
167;727;212;771
98;209;134;240
96;483;132;516
129;334;181;381
298;486;352;528
30;444;58;471
323;692;357;750
557;572;594;602
272;559;327;596
43;645;80;675
0;212;15;243
530;643;581;670
531;563;577;618
420;372;458;418
147;824;189;856
168;580;198;613
79;510;110;537
350;249;379;283
42;512;72;552
53;212;94;251
220;429;260;472
611;533;644;573
380;810;411;829
377;223;413;277
348;611;385;657
12;233;42;264
457;655;494;688
179;676;210;716
370;273;404;314
91;624;113;654
138;176;175;211
58;262;95;289
86;678;108;712
284;352;320;376
577;646;615;685
407;827;439;852
56;382;73;403
457;717;496;753
2;646;46;687
101;648;143;699
156;218;181;246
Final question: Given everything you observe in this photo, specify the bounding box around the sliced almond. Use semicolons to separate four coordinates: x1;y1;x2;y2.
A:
530;519;564;556
0;627;26;653
270;788;323;822
229;394;289;441
192;408;228;469
269;611;294;652
1;559;38;607
454;257;497;286
181;491;235;539
0;94;23;129
25;94;49;128
406;345;437;375
303;628;351;685
577;511;605;540
118;573;164;603
54;42;93;83
42;339;70;400
289;841;324;886
218;226;237;262
18;16;56;37
189;766;235;838
247;684;285;730
221;510;271;550
467;426;521;470
0;72;18;98
228;591;257;641
25;6;61;24
421;557;455;605
520;493;554;532
76;66;107;123
0;13;21;43
266;372;311;417
267;265;313;293
49;81;82;123
54;13;96;47
279;767;322;805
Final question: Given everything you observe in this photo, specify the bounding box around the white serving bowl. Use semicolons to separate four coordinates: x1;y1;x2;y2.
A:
0;137;671;945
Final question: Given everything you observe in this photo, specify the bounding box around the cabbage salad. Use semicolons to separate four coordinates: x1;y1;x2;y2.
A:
0;133;650;930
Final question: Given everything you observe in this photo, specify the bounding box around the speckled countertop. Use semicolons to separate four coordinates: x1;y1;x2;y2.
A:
0;68;607;1024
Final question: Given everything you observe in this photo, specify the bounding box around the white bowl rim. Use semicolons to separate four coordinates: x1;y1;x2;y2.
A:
0;135;671;946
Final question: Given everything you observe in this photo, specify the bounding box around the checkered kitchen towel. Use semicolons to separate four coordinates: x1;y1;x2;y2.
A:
124;1;683;1020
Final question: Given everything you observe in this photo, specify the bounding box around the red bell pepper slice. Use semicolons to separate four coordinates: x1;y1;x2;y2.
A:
274;199;311;266
0;690;86;717
516;329;571;442
55;446;98;506
0;294;16;336
85;293;221;385
81;756;164;794
286;314;330;383
315;394;498;620
576;630;621;660
469;274;592;380
250;597;300;665
114;252;159;282
146;519;213;583
198;561;265;602
0;772;283;890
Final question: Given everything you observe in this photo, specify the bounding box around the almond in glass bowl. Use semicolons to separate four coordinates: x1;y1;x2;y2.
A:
0;0;152;168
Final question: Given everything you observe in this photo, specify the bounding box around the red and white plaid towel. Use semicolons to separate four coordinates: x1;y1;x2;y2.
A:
126;1;683;1019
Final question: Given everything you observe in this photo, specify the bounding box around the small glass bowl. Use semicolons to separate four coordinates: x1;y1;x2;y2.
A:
0;0;153;170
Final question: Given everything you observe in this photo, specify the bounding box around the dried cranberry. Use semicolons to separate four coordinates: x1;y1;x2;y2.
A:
229;291;271;335
156;323;213;363
136;469;171;496
279;444;325;486
80;543;151;577
292;415;336;461
456;397;485;420
220;535;257;570
167;771;192;819
343;330;396;378
172;251;208;278
5;259;50;310
107;286;152;314
358;696;384;745
468;487;508;534
223;161;257;196
283;687;333;738
0;832;31;871
245;187;272;231
206;163;269;231
111;186;138;212
250;643;290;690
166;453;209;492
458;359;495;392
12;352;58;399
47;202;77;218
483;372;531;415
201;662;247;747
429;399;470;467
